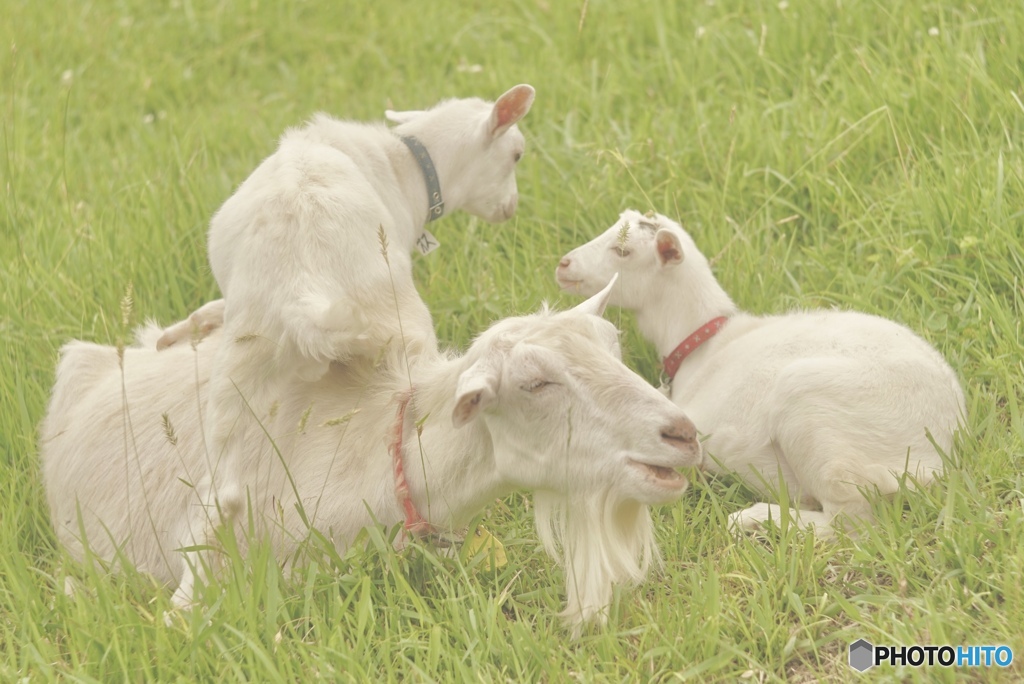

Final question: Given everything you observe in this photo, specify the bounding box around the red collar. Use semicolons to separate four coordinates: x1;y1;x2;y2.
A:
389;389;432;537
662;317;729;380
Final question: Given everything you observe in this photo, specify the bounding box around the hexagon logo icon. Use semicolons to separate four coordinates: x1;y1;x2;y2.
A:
849;639;874;672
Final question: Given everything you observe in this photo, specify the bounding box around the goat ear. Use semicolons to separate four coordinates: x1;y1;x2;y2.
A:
452;355;501;428
655;229;684;266
385;109;425;125
488;84;536;138
572;273;618;317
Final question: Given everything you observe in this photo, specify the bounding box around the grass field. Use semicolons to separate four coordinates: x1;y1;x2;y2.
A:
3;0;1023;681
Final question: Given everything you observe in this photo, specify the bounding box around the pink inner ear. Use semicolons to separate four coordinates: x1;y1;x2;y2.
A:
492;87;534;132
495;98;524;128
459;391;480;413
657;237;681;264
453;389;483;427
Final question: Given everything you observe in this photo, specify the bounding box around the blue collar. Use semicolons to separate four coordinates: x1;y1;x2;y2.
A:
399;135;445;223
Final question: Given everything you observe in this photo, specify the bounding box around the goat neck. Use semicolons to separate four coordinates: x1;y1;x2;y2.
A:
397;135;444;222
384;136;436;229
396;358;507;533
633;264;738;367
389;387;432;541
661;316;730;381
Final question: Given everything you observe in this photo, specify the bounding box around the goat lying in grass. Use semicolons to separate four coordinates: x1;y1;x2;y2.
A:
40;280;701;632
156;85;535;606
556;210;966;536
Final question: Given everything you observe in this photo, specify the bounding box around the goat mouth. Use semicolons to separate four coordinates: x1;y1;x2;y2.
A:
628;459;687;488
661;434;694;451
556;276;583;291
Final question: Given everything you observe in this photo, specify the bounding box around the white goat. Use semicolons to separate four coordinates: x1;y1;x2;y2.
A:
556;210;966;535
157;85;536;605
40;281;701;632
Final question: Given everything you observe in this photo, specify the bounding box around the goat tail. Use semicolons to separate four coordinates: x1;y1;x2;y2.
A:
533;489;658;637
135;321;167;349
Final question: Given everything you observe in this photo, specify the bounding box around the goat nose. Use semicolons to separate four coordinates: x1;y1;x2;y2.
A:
660;415;697;450
558;257;570;269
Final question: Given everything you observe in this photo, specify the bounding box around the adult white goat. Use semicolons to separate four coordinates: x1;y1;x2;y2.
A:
156;85;536;606
40;280;701;632
556;210;966;535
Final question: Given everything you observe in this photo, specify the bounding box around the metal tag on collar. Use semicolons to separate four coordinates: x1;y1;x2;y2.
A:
427;193;444;222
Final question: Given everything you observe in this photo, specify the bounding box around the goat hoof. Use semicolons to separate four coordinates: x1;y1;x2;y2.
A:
727;502;779;533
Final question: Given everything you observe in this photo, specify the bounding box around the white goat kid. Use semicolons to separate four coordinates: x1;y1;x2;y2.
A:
157;84;535;363
41;280;701;632
161;85;535;606
557;210;966;536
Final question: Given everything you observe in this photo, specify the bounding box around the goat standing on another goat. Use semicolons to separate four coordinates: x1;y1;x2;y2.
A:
157;85;535;606
556;210;966;536
40;279;701;633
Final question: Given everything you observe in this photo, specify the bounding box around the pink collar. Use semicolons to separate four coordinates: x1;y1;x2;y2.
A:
662;317;729;380
389;389;432;537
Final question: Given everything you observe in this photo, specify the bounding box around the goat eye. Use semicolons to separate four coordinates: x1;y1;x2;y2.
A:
514;152;523;163
613;245;631;257
522;379;552;393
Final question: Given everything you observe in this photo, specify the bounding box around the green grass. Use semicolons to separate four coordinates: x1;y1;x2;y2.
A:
3;0;1023;680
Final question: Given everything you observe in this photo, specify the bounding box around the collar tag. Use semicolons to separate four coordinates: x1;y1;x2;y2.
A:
415;229;441;256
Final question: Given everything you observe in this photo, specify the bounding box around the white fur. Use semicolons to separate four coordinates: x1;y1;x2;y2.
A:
176;86;536;606
40;285;701;633
557;210;966;536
